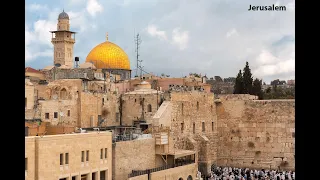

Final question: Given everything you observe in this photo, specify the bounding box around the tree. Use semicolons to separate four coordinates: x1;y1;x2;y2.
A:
252;78;263;99
242;61;253;94
233;70;244;94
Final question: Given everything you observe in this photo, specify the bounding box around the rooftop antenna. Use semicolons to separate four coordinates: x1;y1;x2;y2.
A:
134;33;142;78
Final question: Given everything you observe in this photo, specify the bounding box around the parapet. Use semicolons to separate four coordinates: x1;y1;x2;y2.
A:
218;94;258;101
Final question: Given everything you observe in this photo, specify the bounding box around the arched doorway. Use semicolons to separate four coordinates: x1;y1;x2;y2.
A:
60;88;67;100
187;175;193;180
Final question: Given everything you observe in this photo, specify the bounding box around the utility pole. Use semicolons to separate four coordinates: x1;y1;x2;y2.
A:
134;33;142;79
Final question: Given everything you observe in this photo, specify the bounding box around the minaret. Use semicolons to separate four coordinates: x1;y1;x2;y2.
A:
50;10;76;68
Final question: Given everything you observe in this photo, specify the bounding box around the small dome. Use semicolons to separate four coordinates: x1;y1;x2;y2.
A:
58;10;69;20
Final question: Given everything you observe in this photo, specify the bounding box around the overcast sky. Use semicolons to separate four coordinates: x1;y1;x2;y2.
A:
25;0;295;84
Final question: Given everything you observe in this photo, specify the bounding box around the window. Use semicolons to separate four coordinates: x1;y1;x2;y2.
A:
45;113;49;119
147;104;152;112
197;102;199;111
182;103;184;115
86;150;89;161
202;122;205;132
211;105;213;112
105;148;107;159
54;112;58;118
68;110;70;117
102;98;104;105
65;153;69;165
60;153;64;165
212;122;214;131
193;123;195;134
100;149;103;159
25;98;27;108
116;113;120;122
25;158;28;170
81;151;84;162
181;122;184;132
135;99;136;102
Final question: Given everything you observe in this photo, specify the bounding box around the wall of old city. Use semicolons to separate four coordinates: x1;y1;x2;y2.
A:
25;137;36;180
121;93;161;126
216;97;295;170
169;92;218;176
113;138;156;180
35;132;112;180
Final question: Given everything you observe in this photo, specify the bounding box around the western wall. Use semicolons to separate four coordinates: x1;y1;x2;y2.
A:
216;94;295;170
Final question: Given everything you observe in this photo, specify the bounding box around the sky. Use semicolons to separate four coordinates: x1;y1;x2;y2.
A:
25;0;295;84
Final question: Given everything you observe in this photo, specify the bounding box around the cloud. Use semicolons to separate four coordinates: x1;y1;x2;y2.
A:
25;21;55;62
171;28;189;50
146;25;167;40
226;28;238;38
26;0;294;83
26;4;48;11
86;0;103;17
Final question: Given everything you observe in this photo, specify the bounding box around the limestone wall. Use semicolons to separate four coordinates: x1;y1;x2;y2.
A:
25;83;35;110
152;101;172;127
35;132;112;180
113;138;156;180
38;99;79;126
25;137;35;180
216;99;295;170
169;92;218;176
121;93;161;126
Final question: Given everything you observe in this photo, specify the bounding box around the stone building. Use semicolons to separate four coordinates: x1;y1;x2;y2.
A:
121;81;164;129
26;79;120;128
25;131;112;180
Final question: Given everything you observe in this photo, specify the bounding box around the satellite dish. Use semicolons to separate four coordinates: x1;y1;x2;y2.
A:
60;112;64;116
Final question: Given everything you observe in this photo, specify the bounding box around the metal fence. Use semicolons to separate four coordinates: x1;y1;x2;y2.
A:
128;159;195;178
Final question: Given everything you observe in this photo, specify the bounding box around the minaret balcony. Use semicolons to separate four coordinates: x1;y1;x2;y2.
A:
51;38;75;43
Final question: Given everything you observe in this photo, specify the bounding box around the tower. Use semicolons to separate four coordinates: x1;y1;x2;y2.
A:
50;10;76;68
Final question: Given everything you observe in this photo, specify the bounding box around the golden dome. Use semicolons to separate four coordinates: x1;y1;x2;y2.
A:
86;40;130;70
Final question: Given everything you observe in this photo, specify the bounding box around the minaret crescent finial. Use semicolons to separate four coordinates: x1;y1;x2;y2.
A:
106;32;108;41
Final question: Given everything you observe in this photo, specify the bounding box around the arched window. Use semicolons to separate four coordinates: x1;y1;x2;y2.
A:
187;175;193;180
197;101;199;110
60;88;67;100
178;178;184;180
147;104;152;112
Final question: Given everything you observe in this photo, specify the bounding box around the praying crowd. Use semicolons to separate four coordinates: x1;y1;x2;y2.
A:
208;166;295;180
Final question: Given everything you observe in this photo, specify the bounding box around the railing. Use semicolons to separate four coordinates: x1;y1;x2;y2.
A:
128;159;195;178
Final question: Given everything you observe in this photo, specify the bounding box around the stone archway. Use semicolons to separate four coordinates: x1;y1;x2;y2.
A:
60;88;68;100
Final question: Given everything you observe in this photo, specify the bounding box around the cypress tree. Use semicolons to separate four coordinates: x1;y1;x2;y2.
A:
233;70;244;94
242;61;253;94
252;78;263;99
